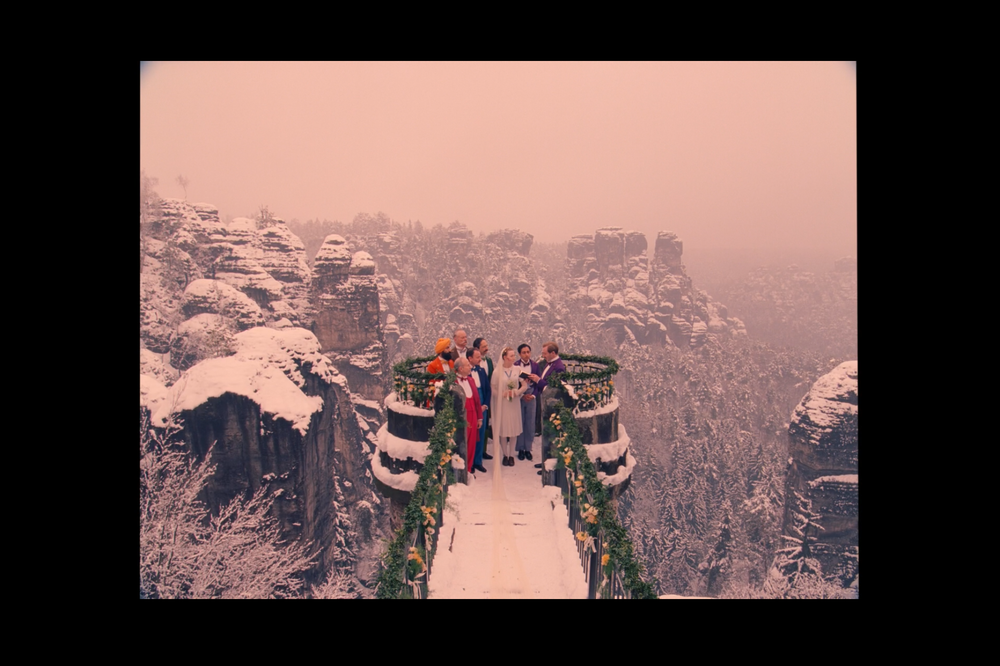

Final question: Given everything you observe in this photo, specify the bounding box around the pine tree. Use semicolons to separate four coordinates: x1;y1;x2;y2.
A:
768;490;829;597
703;501;734;594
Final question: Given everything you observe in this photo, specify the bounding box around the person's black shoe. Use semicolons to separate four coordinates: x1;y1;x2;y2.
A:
482;452;493;460
534;463;542;468
475;464;488;473
525;451;533;461
518;451;525;461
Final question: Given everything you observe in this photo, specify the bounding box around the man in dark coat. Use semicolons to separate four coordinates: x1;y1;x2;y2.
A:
514;343;540;460
473;337;494;460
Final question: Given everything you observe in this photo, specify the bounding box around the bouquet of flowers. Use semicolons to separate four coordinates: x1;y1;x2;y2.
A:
506;380;516;401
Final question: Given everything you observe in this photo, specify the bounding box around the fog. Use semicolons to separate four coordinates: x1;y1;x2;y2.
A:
140;61;855;262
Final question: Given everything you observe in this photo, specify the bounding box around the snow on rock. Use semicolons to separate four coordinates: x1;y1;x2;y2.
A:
140;373;169;414
140;270;178;354
160;198;227;243
232;326;342;388
140;347;176;386
211;218;286;302
790;361;858;447
152;327;341;435
350;251;376;275
258;223;311;285
809;474;858;487
182;279;265;330
313;234;352;286
171;313;235;371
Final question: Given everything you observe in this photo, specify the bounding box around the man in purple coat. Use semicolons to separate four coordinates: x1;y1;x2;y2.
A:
531;341;566;396
530;341;567;471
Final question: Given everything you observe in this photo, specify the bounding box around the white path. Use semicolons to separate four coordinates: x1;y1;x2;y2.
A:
428;436;589;599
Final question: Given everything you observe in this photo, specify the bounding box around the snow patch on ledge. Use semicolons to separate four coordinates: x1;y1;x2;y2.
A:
371;448;419;492
140;374;169;413
351;395;382;411
573;394;619;418
153;356;323;435
584;424;630;463
376;423;431;462
597;452;636;487
148;327;338;435
385;391;435;417
809;474;858;487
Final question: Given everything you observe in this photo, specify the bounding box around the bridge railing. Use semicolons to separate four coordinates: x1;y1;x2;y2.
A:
376;371;460;599
548;402;657;599
549;354;618;414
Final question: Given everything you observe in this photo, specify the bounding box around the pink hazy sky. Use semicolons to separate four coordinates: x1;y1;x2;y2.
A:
140;61;855;254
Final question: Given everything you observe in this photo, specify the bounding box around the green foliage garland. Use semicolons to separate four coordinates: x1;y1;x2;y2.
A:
546;404;657;599
376;371;460;599
392;355;444;407
548;353;619;412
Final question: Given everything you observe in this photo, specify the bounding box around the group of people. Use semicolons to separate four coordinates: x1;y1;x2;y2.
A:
425;329;566;477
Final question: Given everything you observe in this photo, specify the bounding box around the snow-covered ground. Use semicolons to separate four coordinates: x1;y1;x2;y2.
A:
428;436;588;599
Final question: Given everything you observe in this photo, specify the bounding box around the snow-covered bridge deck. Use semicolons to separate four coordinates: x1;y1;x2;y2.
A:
428;437;588;599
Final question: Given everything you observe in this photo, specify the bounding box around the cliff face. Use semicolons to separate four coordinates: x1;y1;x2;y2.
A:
784;361;858;584
310;235;386;403
140;199;389;585
142;327;383;578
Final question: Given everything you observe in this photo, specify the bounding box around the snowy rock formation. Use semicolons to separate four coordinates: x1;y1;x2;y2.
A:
564;228;745;348
310;235;387;403
785;361;858;584
141;327;382;575
140;199;390;585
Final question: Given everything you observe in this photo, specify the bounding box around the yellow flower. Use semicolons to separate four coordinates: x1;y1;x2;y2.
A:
576;531;588;542
602;554;610;566
577;487;584;495
407;547;425;568
574;479;582;487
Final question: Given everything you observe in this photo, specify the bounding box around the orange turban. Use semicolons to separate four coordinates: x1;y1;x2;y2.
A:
434;338;451;355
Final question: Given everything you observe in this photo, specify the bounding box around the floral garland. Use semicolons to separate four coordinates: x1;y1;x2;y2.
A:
546;405;657;599
376;371;460;599
392;355;445;406
547;353;619;412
